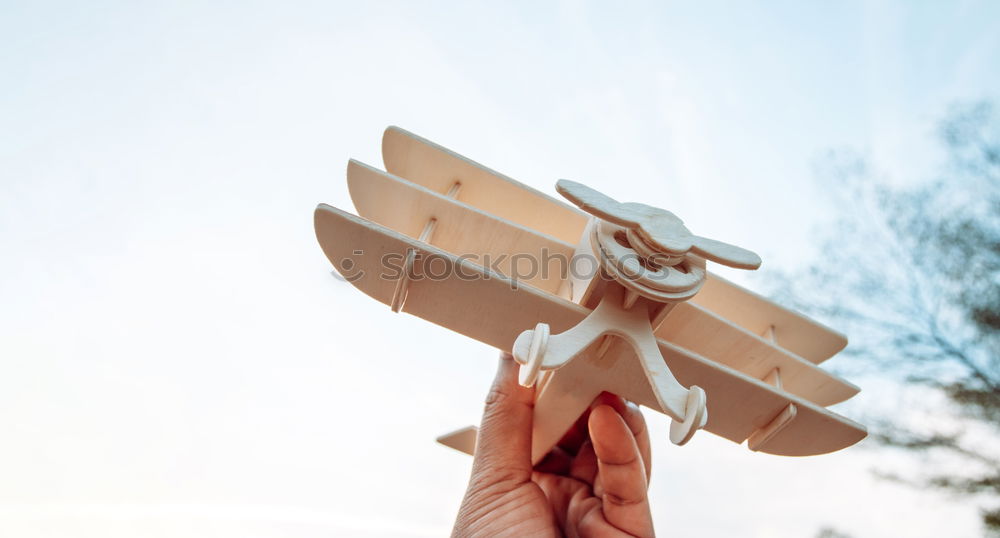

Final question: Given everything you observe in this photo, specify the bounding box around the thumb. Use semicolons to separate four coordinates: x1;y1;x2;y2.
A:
471;352;536;480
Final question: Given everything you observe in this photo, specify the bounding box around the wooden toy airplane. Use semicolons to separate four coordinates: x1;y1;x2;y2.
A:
314;127;866;463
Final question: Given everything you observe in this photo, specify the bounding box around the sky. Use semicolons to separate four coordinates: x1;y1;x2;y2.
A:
2;1;999;536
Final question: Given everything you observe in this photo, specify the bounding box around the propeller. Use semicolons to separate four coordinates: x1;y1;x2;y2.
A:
556;179;762;270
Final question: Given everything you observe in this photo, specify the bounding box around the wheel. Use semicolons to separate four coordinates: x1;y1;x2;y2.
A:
518;322;550;387
668;385;707;445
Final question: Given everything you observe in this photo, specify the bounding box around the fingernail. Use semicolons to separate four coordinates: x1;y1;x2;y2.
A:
495;352;515;378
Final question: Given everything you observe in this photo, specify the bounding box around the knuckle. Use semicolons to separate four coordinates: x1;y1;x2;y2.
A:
484;385;510;406
604;492;645;507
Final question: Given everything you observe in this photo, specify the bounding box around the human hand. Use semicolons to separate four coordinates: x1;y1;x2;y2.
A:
452;352;654;537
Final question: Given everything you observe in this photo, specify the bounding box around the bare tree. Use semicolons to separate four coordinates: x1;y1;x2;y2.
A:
774;102;1000;534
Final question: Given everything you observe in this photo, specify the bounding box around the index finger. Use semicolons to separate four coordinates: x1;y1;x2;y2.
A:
591;393;651;481
589;404;654;536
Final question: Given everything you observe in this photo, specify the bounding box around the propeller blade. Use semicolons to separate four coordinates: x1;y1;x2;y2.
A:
556;179;646;228
558;180;761;271
690;236;762;270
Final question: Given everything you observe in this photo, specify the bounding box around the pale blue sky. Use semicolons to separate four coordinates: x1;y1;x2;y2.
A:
2;1;999;536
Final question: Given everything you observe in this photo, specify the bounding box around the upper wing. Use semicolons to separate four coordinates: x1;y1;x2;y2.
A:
382;126;589;245
314;204;866;456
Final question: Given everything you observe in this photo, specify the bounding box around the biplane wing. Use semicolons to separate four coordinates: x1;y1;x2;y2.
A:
346;159;859;407
314;205;866;456
382;126;589;245
381;126;849;365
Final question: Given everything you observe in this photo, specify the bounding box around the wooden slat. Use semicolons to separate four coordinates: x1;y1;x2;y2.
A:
382;126;589;245
691;275;848;364
348;159;571;296
657;302;857;405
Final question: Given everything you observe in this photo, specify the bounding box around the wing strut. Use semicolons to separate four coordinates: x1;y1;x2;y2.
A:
390;181;462;312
